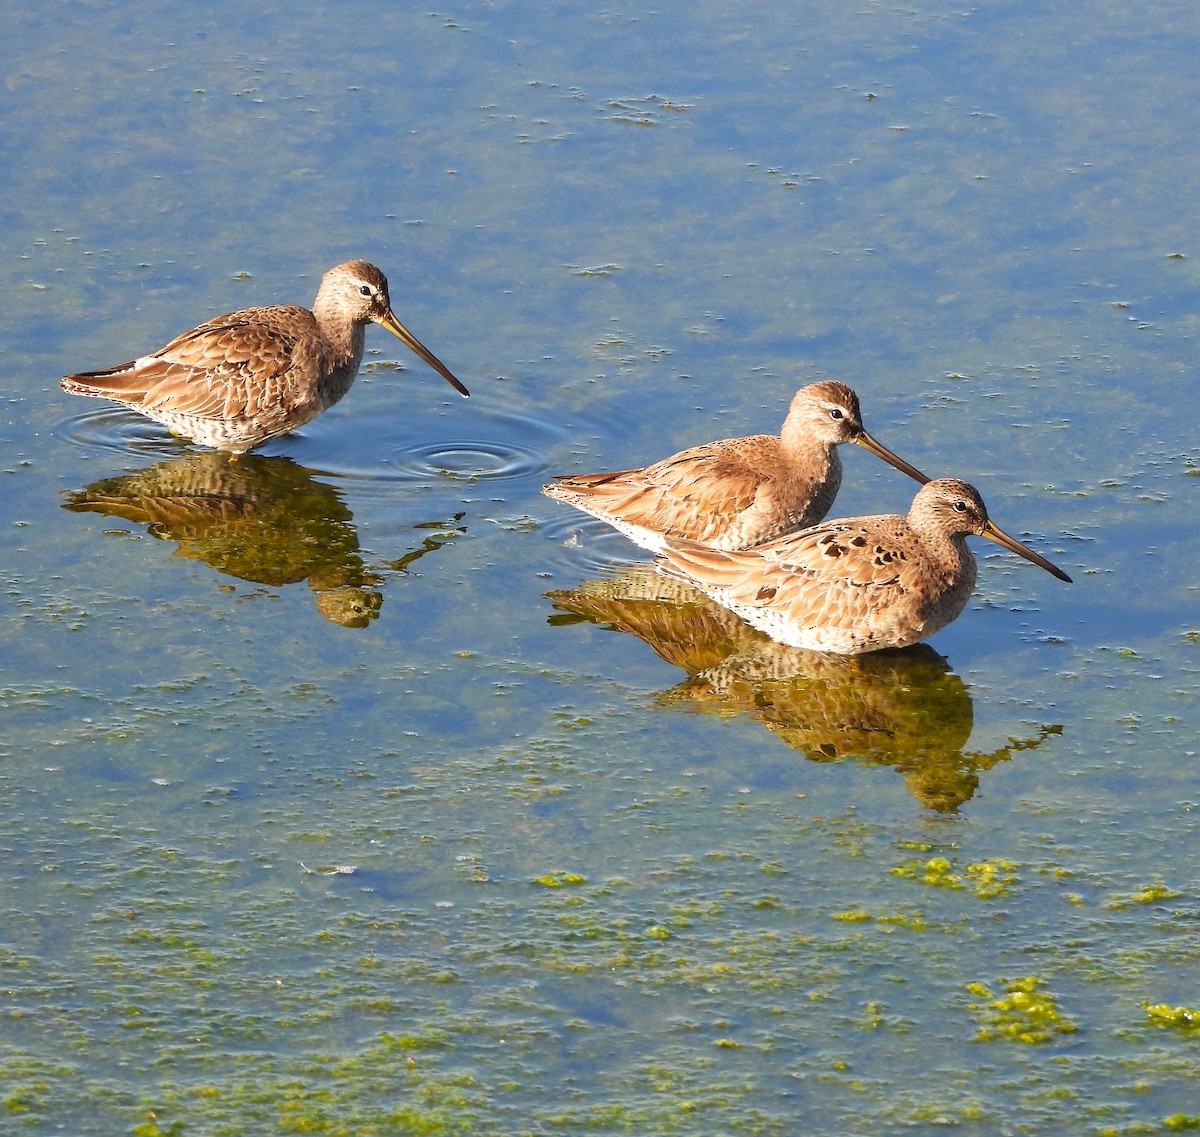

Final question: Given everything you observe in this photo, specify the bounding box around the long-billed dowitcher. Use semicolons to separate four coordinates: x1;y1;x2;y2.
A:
61;260;469;453
542;381;929;552
653;478;1071;654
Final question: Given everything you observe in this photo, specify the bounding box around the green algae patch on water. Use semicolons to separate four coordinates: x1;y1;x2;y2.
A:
890;856;1019;899
1165;1116;1200;1132
125;1030;488;1137
967;977;1078;1044
530;870;587;888
831;909;933;932
1103;879;1182;909
2;1075;58;1121
1144;1003;1200;1031
130;1121;186;1137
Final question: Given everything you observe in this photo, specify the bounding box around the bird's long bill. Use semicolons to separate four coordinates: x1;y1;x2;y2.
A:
376;309;470;398
854;430;932;487
981;519;1072;583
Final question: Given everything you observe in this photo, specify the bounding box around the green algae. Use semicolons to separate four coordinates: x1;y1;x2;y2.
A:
967;978;1078;1044
3;1082;51;1117
130;1122;186;1137
890;856;1019;899
1104;880;1183;909
530;870;587;888
1144;1003;1200;1030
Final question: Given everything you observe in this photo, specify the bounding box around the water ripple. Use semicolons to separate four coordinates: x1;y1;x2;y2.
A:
538;510;649;577
303;403;584;493
378;433;550;483
57;404;192;460
57;393;634;518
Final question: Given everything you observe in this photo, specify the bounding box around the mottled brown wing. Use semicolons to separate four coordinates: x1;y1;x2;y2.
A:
554;439;776;542
658;514;917;627
65;306;312;422
143;307;311;420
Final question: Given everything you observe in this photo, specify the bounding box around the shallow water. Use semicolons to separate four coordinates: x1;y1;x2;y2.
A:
3;1;1200;1134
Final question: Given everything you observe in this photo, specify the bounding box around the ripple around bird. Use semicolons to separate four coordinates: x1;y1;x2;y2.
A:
57;404;194;460
56;398;591;488
537;511;654;577
288;399;616;494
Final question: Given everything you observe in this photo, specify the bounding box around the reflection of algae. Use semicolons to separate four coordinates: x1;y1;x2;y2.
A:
547;568;1063;812
62;453;465;627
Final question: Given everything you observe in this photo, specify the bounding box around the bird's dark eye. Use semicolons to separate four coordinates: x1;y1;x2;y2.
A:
952;499;968;512
829;408;844;421
359;285;373;298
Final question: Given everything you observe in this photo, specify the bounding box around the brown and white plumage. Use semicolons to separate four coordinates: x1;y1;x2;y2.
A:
61;260;469;453
653;478;1071;655
542;381;928;552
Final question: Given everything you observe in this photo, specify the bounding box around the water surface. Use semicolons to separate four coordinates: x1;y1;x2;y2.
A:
3;1;1199;1133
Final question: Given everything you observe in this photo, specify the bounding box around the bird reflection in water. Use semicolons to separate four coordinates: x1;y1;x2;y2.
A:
63;453;466;627
547;567;1061;812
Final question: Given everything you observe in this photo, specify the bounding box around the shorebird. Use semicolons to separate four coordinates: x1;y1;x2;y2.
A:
61;260;469;453
542;381;928;552
653;478;1071;654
